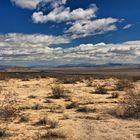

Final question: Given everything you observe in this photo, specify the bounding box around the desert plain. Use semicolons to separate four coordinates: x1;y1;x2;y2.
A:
0;68;139;140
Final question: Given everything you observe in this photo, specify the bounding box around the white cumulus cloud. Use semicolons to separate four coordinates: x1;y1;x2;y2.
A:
11;0;68;9
11;0;41;9
10;0;120;39
0;33;139;67
32;4;97;23
65;18;118;38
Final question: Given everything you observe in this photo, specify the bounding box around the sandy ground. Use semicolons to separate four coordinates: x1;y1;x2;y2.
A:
0;77;140;140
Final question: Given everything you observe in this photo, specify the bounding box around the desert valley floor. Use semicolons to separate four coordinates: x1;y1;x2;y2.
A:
0;72;140;140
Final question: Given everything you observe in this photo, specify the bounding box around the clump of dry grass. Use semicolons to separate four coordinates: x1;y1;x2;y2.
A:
48;119;59;128
40;130;66;139
19;115;29;123
28;95;37;99
109;92;119;99
66;101;78;109
35;117;59;128
76;106;96;113
51;85;68;99
35;117;48;126
112;89;140;118
31;104;42;110
95;85;107;94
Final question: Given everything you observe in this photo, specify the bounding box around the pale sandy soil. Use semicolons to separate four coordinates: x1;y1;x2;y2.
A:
0;78;140;140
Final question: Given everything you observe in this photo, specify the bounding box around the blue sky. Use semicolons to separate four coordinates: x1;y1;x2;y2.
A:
0;0;140;67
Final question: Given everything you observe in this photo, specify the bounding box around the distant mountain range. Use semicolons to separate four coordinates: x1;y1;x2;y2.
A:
0;63;139;72
56;63;140;68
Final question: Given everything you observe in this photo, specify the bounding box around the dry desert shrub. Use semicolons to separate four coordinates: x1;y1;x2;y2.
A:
51;85;69;99
31;103;42;110
0;90;19;138
35;117;48;126
35;117;59;128
115;79;133;91
109;92;119;99
76;106;96;113
48;119;59;128
0;128;7;138
112;89;140;118
66;101;78;109
95;85;107;94
0;90;19;121
19;115;29;123
56;75;81;84
40;130;66;140
28;95;37;99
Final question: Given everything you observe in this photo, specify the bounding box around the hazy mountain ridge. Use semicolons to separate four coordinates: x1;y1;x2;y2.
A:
0;63;139;72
